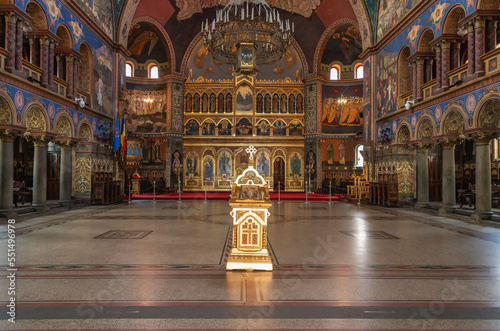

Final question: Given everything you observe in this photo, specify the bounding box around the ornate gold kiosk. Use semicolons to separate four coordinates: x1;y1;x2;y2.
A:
227;146;273;271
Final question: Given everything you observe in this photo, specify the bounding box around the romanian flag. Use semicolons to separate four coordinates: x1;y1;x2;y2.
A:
120;113;126;157
113;111;120;153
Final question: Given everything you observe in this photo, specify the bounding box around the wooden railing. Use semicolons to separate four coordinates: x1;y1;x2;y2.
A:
53;76;69;98
421;78;436;101
446;64;468;86
22;60;44;82
481;47;500;75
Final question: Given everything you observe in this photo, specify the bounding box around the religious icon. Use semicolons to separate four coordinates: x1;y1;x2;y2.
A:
204;157;214;181
219;152;231;176
290;153;301;180
257;152;269;176
327;143;334;165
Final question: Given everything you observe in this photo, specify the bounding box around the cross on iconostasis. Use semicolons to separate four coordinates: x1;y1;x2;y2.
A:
246;145;257;160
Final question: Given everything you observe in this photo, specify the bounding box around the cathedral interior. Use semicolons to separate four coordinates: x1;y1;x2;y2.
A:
1;0;500;329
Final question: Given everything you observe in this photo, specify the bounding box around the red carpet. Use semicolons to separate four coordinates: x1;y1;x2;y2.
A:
124;191;341;201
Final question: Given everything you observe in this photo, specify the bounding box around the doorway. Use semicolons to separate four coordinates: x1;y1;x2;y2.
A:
273;156;285;190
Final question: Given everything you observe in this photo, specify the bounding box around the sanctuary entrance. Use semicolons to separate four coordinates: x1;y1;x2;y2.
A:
273;156;285;190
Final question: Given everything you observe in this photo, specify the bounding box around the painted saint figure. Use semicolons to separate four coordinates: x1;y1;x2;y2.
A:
257;152;269;176
204;157;214;181
290;153;301;180
219;152;231;175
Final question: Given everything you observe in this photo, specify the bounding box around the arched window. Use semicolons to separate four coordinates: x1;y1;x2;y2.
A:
125;62;133;77
355;144;364;167
330;66;340;80
149;64;158;79
355;64;364;79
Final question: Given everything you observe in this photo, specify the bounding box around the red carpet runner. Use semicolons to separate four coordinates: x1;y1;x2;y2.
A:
124;191;341;201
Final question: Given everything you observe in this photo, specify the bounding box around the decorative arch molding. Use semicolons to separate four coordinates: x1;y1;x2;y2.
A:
348;0;372;50
417;28;435;53
439;105;468;135
180;34;308;80
0;90;16;125
22;101;49;132
312;18;359;77
396;121;412;143
26;0;49;31
474;95;500;129
117;0;142;48
415;114;436;140
130;16;176;75
476;0;500;10
442;4;466;35
76;119;93;142
53;111;75;138
55;23;73;50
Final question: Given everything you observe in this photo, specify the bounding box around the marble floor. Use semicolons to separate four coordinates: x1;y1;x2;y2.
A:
1;200;500;330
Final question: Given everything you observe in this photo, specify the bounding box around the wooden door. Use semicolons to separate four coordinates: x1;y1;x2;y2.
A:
428;156;442;201
273;157;285;190
47;152;60;200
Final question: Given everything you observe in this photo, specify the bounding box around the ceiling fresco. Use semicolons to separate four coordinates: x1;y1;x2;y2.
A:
321;23;363;66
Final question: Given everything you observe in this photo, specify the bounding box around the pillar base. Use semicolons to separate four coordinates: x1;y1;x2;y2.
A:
439;205;457;215
415;202;430;209
59;200;74;208
0;209;17;220
32;204;50;212
471;210;493;222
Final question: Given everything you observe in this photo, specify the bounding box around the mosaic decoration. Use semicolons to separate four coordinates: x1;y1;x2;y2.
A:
78;124;91;141
175;0;320;21
340;231;399;239
26;107;46;131
0;98;11;124
74;155;92;194
72;0;113;38
14;90;24;110
48;103;55;120
305;84;317;134
55;116;71;137
94;230;153;239
466;94;476;114
478;98;500;128
417;119;434;139
397;126;411;144
171;83;184;133
443;110;464;134
125;89;168;133
397;160;414;195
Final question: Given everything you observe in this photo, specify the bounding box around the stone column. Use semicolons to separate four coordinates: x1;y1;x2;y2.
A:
65;54;74;98
434;44;442;89
473;136;493;221
5;13;17;71
28;36;38;65
415;145;430;208
411;61;418;99
474;18;486;75
15;18;23;72
59;142;74;206
32;137;49;212
73;59;79;97
467;22;475;76
451;42;459;70
0;132;17;219
486;19;498;52
40;36;50;87
416;58;425;101
441;41;451;89
439;140;457;214
425;58;432;82
48;40;56;86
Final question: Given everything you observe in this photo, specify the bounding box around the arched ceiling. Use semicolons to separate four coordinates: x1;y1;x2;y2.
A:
111;0;379;75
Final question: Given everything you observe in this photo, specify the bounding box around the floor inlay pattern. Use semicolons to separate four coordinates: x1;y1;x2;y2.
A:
340;230;400;239
94;230;153;239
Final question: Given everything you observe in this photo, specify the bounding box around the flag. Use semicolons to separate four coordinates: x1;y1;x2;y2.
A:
113;111;120;153
120;113;126;157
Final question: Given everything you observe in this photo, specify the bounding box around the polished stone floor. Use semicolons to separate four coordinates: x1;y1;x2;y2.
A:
1;200;500;330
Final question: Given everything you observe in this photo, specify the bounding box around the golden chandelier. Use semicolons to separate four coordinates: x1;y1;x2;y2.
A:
201;0;294;66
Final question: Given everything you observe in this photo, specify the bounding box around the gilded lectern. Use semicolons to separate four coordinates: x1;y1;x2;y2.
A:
226;146;273;271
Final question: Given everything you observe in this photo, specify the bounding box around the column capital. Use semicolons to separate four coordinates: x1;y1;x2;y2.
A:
471;132;496;144
439;138;459;149
410;142;433;152
65;54;75;62
432;44;441;52
39;35;51;46
16;17;24;28
27;135;53;146
4;12;17;24
466;21;475;33
440;40;452;49
0;129;22;142
474;16;486;28
49;39;58;49
55;139;78;148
